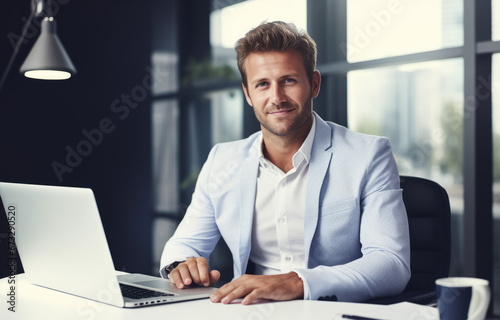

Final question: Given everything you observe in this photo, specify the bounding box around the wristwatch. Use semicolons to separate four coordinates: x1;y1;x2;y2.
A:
164;261;183;276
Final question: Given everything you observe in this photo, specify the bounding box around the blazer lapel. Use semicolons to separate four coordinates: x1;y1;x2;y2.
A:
304;113;333;265
237;153;259;276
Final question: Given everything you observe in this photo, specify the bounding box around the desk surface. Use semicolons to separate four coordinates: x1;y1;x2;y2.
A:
1;274;439;320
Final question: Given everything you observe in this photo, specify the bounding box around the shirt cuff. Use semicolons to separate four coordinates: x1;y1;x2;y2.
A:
293;270;310;300
159;265;168;279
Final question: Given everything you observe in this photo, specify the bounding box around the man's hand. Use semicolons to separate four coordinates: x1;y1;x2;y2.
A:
168;257;220;289
210;272;304;305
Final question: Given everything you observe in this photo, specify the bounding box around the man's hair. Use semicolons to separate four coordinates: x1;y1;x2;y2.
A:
235;21;317;89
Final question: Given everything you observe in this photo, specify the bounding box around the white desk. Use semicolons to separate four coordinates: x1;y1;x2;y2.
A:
1;274;439;320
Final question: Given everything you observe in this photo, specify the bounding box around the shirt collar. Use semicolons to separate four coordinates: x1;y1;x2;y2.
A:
293;115;316;166
258;115;316;169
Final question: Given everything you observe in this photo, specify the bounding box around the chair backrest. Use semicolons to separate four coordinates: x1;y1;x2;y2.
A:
400;175;451;292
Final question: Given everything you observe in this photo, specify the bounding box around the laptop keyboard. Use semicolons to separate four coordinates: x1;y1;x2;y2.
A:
119;283;174;300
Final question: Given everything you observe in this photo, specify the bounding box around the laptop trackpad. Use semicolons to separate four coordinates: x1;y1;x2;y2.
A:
118;273;168;287
136;280;171;290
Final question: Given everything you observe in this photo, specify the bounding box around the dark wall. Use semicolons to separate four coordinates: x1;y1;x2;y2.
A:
0;0;154;277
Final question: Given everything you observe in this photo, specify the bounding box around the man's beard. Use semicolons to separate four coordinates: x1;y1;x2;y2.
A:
255;95;313;137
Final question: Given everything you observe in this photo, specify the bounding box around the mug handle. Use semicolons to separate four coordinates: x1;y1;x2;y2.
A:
468;285;490;320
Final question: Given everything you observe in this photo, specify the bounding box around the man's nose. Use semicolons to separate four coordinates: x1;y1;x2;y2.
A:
270;84;287;106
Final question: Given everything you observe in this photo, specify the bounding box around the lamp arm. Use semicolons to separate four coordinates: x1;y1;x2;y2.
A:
0;0;42;93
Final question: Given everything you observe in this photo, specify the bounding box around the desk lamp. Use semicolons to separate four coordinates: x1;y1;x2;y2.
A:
20;16;76;80
0;0;76;92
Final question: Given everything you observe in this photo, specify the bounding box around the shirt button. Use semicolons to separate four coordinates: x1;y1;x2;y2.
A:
278;216;286;223
285;255;292;262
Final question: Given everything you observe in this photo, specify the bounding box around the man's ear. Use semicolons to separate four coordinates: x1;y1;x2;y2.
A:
242;83;253;107
312;71;321;99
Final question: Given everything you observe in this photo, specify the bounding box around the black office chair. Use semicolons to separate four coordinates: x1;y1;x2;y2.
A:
367;175;451;305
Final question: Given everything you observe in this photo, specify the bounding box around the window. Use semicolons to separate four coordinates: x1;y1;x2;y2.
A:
152;99;179;212
348;58;464;275
209;89;244;143
346;0;463;62
151;51;180;214
180;89;244;197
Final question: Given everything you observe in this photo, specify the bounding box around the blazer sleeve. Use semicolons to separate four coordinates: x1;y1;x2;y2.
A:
294;137;411;301
159;145;222;277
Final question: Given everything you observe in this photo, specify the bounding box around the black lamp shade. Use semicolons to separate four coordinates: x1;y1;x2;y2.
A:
20;17;76;80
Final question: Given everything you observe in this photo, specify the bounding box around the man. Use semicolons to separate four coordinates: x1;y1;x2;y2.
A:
160;21;410;305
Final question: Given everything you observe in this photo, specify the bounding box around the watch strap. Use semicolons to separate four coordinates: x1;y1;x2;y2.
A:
164;260;184;276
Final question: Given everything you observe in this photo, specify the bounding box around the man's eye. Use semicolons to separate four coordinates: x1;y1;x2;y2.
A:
283;78;296;84
257;82;268;87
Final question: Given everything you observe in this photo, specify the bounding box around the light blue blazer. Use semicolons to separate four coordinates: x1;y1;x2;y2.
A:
161;113;411;302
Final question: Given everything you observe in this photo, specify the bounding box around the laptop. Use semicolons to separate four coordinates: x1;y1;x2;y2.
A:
0;182;216;308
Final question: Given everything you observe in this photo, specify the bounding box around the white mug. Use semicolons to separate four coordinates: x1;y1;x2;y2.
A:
435;277;490;320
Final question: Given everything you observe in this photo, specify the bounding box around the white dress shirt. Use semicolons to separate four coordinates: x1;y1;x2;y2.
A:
249;117;316;297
